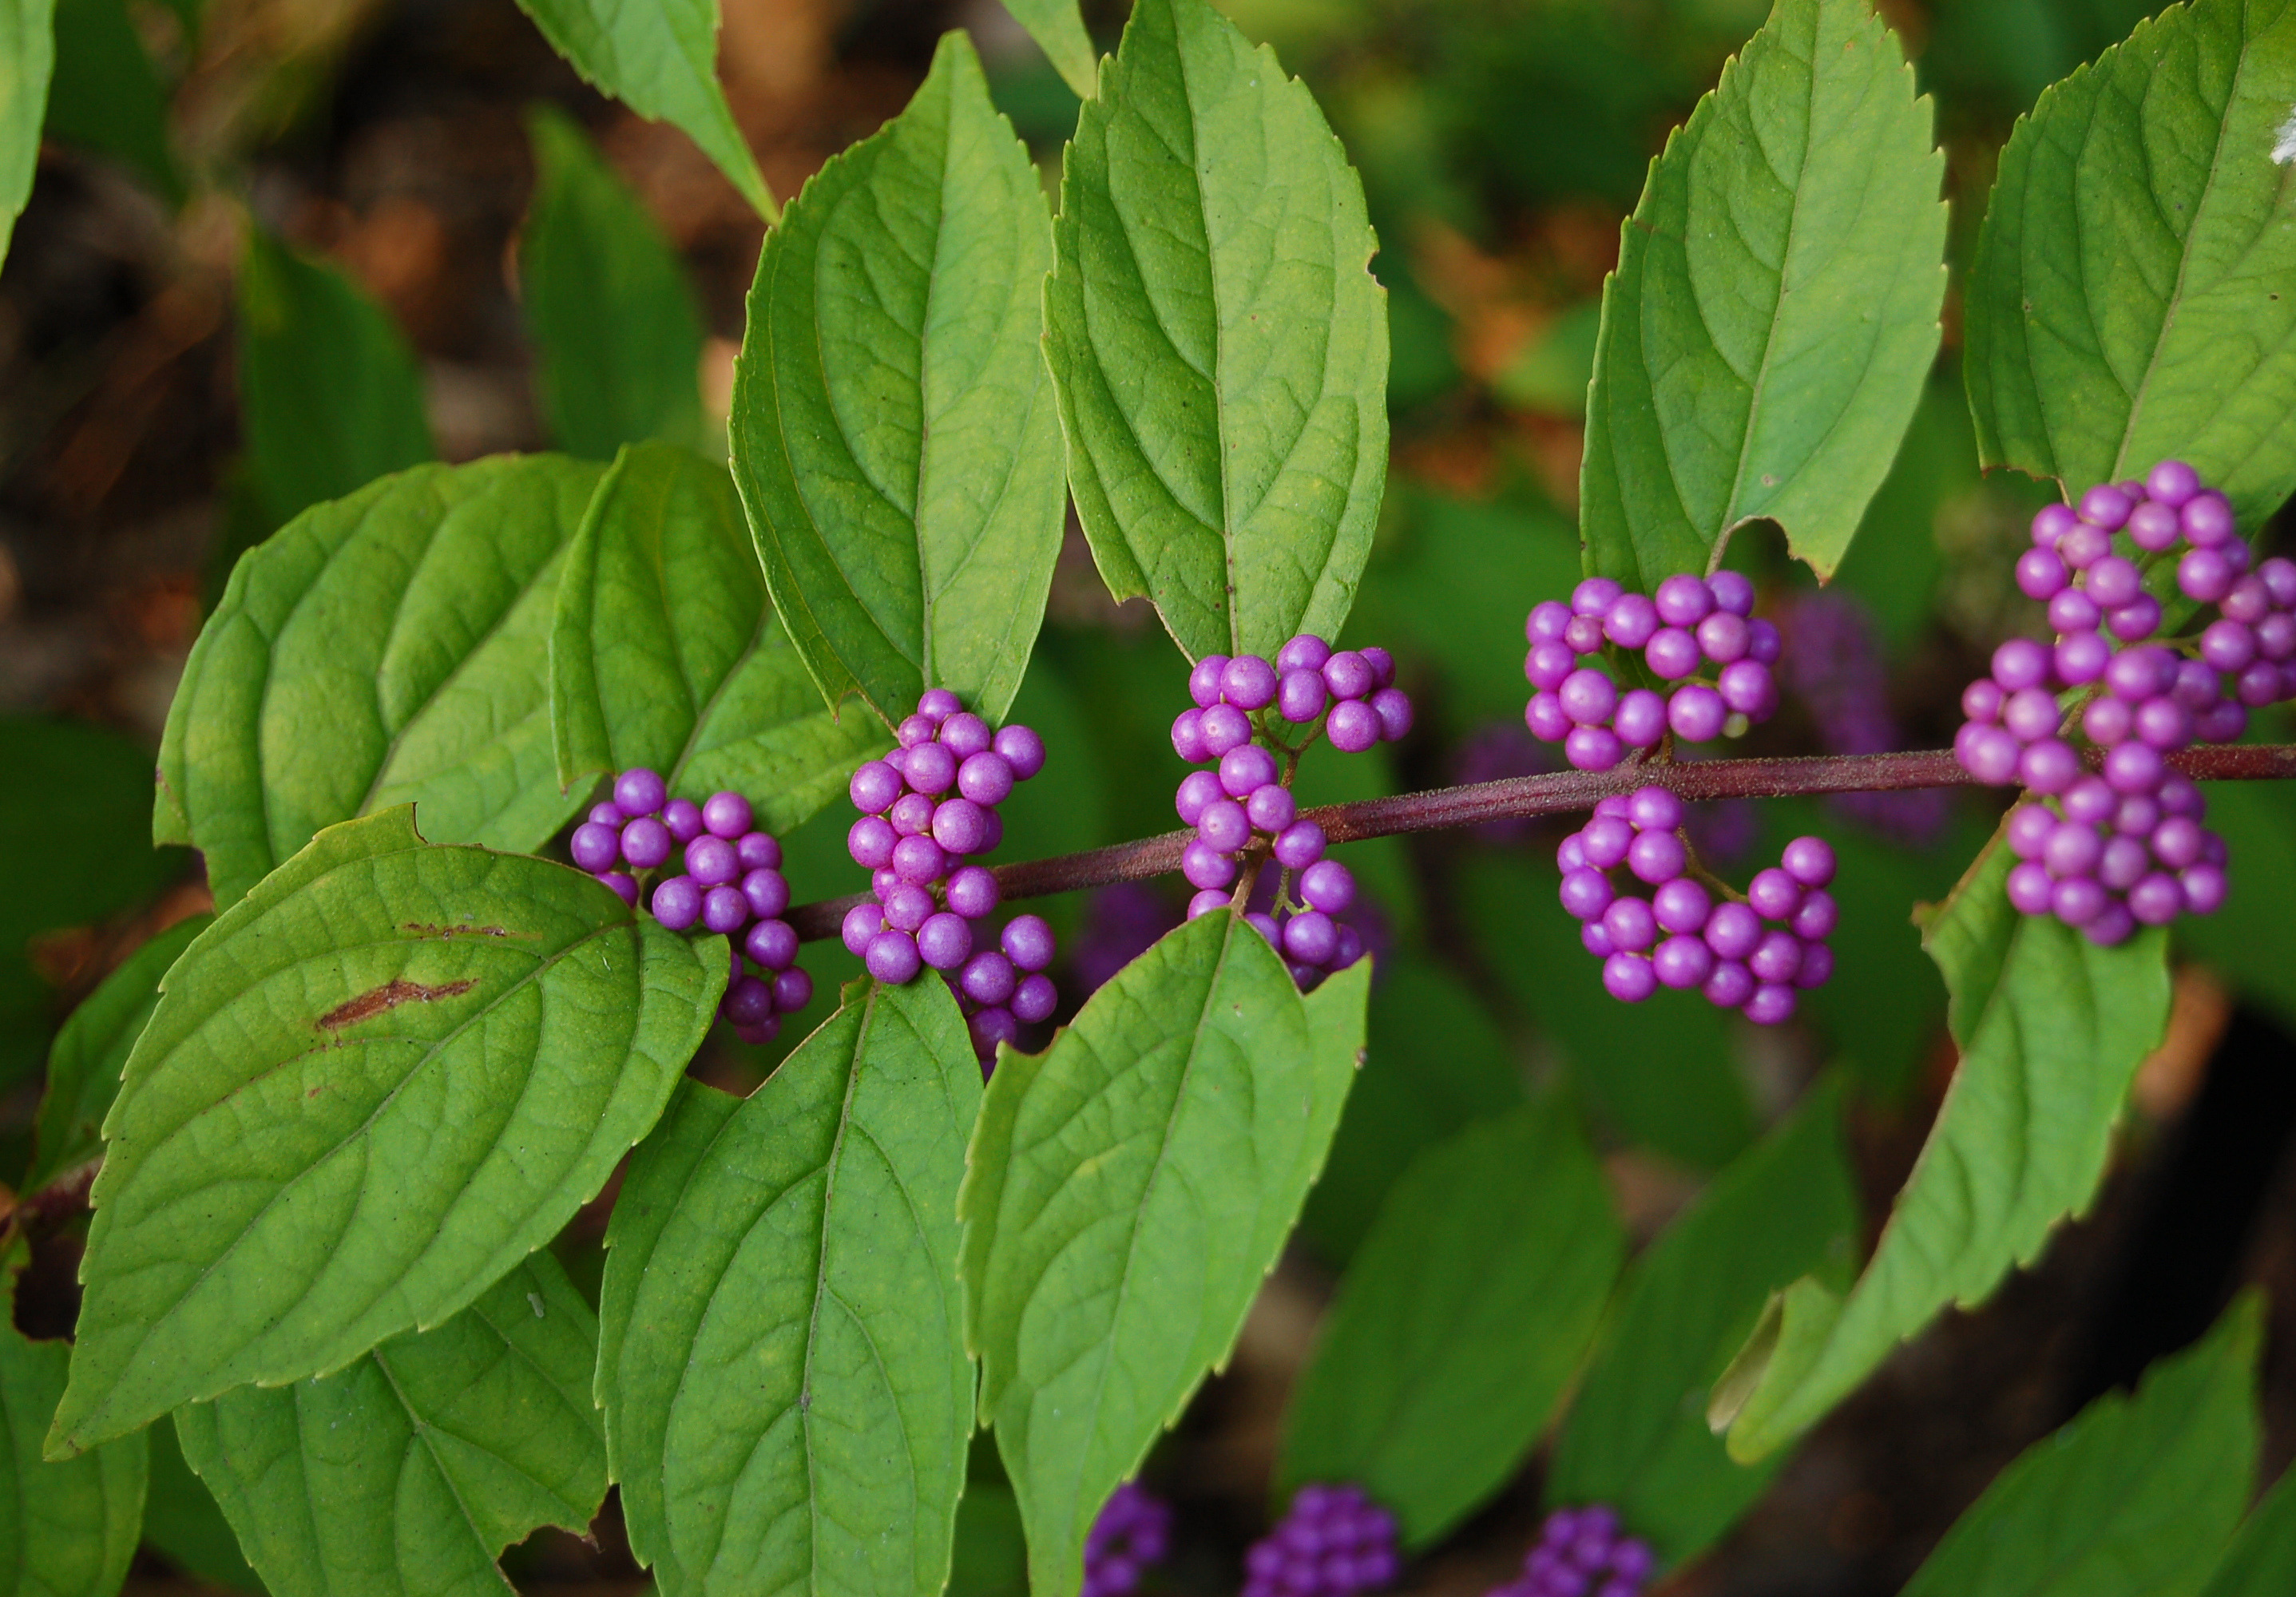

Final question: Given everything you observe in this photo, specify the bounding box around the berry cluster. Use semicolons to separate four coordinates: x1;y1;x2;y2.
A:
1486;1506;1652;1597
1525;572;1780;771
1243;1484;1400;1597
1171;636;1402;989
1779;592;1949;844
568;769;808;1045
1083;1481;1172;1597
839;689;1057;1065
1559;787;1837;1024
1953;462;2287;942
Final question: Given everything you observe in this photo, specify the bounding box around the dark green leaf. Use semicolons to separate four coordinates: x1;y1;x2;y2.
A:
511;0;773;218
26;913;208;1192
1463;857;1755;1170
1044;0;1388;663
961;913;1366;1597
157;454;604;909
600;976;979;1595
1300;953;1525;1262
949;1480;1028;1597
1965;0;2296;529
1901;1294;2260;1597
1580;0;1946;587
549;440;888;826
236;231;435;529
732;32;1061;727
520;107;705;461
2178;780;2296;1029
1000;0;1096;99
1713;837;2171;1460
50;806;723;1454
1547;1086;1858;1564
0;1246;146;1597
1280;1102;1624;1546
0;0;54;269
2201;1448;2296;1597
176;1252;607;1597
44;0;176;200
141;1414;263;1593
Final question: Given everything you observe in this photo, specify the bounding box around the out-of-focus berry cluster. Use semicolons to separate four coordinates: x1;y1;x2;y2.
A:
1559;787;1836;1024
568;768;809;1045
1083;1481;1172;1597
1485;1506;1653;1597
840;688;1056;1067
1525;572;1779;771
1778;592;1949;844
1242;1483;1400;1597
1953;462;2285;943
1172;636;1405;989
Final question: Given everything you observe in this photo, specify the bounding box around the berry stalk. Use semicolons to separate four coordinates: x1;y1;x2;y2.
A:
783;741;2296;941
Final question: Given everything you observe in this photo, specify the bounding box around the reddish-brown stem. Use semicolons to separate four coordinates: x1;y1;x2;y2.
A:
785;743;2296;941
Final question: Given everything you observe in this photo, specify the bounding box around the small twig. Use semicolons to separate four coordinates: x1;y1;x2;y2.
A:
785;743;2296;941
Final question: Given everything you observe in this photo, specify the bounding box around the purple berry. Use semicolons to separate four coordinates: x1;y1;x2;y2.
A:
1581;816;1634;869
1710;570;1755;616
842;902;886;957
701;885;750;934
1560;869;1616;921
1565;725;1625;771
959;751;1016;806
2030;502;2077;547
1224;655;1279;710
848;816;897;870
938;711;993;759
772;967;812;1013
1993;639;2051;692
1603;896;1657;953
1300;859;1356;914
1627;830;1687;886
1716;659;1776;717
2077;483;2132;529
1002;914;1057;972
597;870;638;906
1279;668;1330;723
883;883;934;933
1279;632;1334;672
890;791;935;837
1184;839;1239;891
570;821;621;873
1790;890;1838;941
1744;984;1798;1025
1370;687;1414;742
1668;684;1727;742
993;723;1046;779
893;834;948;886
614;767;668;816
1793;942;1835;990
723;975;775;1027
1604;592;1660;648
1188;655;1230;708
1275;821;1326;870
1653;876;1711;933
1644;628;1701;681
1176;769;1225;827
622;815;673;870
1284;911;1339;965
905;743;958;796
1187;888;1229;920
741;867;790;919
703;791;753;838
933;798;990;857
737;831;782;871
1324;651;1376;700
2008;859;2056;914
747;918;798;971
687;834;739;886
1604;953;1657;1002
1013;973;1058;1024
2016;548;2069;599
2018;738;2081;794
918;912;974;970
652;875;702;931
1199;799;1251;854
1705;902;1761;961
866;929;922;984
962;949;1017;1006
1612;689;1666;748
1781;836;1835;887
1221;743;1279;798
1653;933;1715;990
1327;699;1382;753
664;798;704;842
1703;960;1755;1009
1747;868;1802;921
1247;783;1298;834
1200;703;1253;755
917;688;962;722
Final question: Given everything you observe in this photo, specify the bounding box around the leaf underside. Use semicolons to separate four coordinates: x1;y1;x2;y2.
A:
1044;0;1389;663
1579;0;1946;588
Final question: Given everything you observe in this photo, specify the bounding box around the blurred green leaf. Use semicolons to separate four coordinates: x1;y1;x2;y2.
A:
2201;1447;2296;1597
732;33;1061;728
1281;1102;1623;1546
0;0;55;270
949;1480;1028;1597
25;913;207;1192
549;440;887;828
1492;302;1601;418
1901;1294;2260;1597
141;1413;262;1593
1465;856;1755;1170
44;0;176;200
1386;271;1461;413
1715;837;2171;1461
511;0;773;219
600;976;979;1596
1964;0;2296;529
962;914;1366;1597
1;1245;147;1597
1301;953;1525;1262
1580;0;1946;588
995;648;1110;864
158;454;602;909
177;1253;607;1597
1921;0;2163;120
521;106;705;461
236;230;435;530
1548;1086;1858;1565
1045;0;1387;663
50;806;723;1455
1000;0;1096;98
1830;374;1974;654
2179;781;2296;1030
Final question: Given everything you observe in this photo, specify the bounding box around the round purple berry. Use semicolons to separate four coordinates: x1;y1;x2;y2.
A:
652;875;702;931
571;821;621;874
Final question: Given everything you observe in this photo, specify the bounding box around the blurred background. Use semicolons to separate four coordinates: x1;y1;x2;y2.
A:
4;0;2294;1591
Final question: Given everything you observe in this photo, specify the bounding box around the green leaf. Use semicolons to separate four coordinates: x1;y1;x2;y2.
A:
1279;1102;1623;1547
49;806;723;1455
949;1480;1027;1597
1548;1086;1858;1565
1000;0;1096;100
960;913;1366;1597
25;914;208;1193
1;1247;147;1597
549;440;889;826
44;0;177;202
1964;0;2296;529
2;716;186;953
2177;780;2296;1030
600;975;981;1595
2202;1448;2296;1597
1043;0;1388;663
1463;857;1755;1170
732;32;1062;727
141;1414;263;1594
1299;953;1525;1262
0;0;56;271
157;454;605;909
1901;1294;2260;1597
1712;837;2171;1461
1579;0;1946;587
236;231;436;530
176;1252;608;1597
520;107;705;461
510;0;774;220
